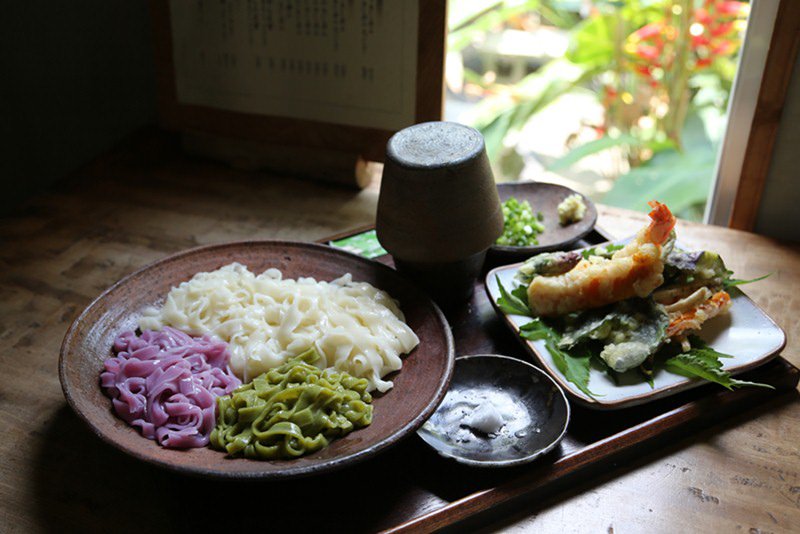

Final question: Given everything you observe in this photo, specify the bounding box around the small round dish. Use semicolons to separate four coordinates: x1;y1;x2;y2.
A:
491;182;597;261
417;354;570;467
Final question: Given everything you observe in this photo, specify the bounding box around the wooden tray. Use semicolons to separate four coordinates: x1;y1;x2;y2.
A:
217;226;799;533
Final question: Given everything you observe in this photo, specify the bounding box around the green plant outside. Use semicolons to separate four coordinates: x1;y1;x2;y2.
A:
447;0;747;221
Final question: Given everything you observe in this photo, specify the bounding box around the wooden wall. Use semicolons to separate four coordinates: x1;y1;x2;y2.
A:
753;51;800;241
0;1;157;215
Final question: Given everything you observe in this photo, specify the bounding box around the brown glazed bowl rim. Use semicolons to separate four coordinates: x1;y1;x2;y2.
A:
60;240;455;479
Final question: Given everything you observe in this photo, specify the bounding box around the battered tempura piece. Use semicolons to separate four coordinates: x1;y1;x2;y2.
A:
666;289;732;342
527;201;677;317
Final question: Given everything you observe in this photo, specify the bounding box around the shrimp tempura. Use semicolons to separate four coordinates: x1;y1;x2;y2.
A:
527;201;676;317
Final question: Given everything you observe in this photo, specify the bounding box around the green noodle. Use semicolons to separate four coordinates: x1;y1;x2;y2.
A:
210;348;373;459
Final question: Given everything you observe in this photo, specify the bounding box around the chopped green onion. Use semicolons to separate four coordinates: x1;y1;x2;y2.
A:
496;197;545;247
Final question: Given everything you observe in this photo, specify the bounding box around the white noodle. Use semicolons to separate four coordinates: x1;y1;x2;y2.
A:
138;263;419;392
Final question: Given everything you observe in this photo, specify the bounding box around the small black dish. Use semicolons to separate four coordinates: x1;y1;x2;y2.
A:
491;182;597;261
417;354;570;467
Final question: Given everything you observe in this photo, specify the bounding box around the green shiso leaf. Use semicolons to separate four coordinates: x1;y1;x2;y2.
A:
497;274;598;397
511;284;530;307
663;337;773;390
723;273;771;288
495;275;531;317
519;319;598;398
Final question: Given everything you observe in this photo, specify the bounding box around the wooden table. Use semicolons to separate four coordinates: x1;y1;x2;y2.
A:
1;131;798;533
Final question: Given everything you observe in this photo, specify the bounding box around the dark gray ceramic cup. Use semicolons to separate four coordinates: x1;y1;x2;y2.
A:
376;122;503;305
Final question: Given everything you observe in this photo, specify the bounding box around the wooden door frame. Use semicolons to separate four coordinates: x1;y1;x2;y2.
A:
724;0;800;230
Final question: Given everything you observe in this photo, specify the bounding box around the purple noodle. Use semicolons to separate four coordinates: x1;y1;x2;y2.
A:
100;327;241;448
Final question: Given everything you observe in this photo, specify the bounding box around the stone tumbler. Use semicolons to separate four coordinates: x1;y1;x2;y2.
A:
376;122;504;305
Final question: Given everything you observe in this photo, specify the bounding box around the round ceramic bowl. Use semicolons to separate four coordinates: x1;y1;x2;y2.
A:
60;241;455;479
417;354;570;467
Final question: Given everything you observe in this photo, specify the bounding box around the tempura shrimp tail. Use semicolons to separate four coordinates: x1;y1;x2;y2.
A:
527;201;676;317
644;200;676;245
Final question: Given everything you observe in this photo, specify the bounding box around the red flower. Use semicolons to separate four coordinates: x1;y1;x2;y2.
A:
696;57;713;68
710;21;734;37
694;8;712;25
691;34;711;48
717;1;746;16
634;22;663;41
635;44;661;61
711;41;735;56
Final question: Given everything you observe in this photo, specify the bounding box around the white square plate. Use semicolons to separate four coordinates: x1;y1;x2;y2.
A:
485;259;786;410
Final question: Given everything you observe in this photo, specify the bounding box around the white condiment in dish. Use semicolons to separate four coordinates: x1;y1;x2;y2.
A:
464;401;506;434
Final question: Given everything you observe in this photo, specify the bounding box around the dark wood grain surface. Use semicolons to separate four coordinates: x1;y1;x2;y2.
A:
362;239;799;532
2;130;800;533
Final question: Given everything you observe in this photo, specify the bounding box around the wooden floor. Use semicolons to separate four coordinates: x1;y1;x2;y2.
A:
1;130;799;533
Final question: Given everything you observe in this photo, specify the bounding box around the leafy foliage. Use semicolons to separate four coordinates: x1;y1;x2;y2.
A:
664;337;773;390
473;60;592;161
565;13;615;67
723;273;771;288
449;0;747;221
519;319;596;397
547;133;640;172
559;298;669;360
496;276;596;396
602;111;718;220
495;275;532;316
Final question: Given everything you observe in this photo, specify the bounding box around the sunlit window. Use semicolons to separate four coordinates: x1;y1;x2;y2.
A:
446;0;749;221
